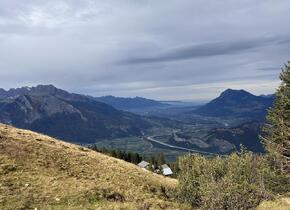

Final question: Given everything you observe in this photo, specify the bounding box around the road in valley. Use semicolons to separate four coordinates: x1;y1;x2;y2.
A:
145;136;222;156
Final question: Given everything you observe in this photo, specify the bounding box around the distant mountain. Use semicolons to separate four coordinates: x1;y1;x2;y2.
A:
195;89;274;119
0;85;157;143
95;95;168;111
260;94;275;98
0;85;82;102
0;88;5;98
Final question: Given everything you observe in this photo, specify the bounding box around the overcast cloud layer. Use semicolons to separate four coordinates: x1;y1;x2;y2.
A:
0;0;289;101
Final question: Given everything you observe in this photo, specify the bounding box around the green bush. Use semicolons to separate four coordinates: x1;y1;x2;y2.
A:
177;151;274;210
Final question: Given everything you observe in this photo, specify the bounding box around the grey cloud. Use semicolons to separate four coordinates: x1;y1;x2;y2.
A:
123;35;290;64
0;24;61;35
0;0;289;100
257;67;281;71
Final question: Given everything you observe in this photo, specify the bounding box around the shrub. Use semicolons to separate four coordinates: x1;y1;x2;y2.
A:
177;151;274;209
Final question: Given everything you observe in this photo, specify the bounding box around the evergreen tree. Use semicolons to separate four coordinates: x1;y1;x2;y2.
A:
131;152;140;164
110;149;117;158
149;156;157;170
136;153;142;163
127;152;132;162
116;150;123;159
157;153;165;166
261;61;290;173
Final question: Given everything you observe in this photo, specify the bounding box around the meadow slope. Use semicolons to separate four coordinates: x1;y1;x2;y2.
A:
0;124;189;210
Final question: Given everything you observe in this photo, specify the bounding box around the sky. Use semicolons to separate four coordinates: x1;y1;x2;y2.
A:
0;0;289;101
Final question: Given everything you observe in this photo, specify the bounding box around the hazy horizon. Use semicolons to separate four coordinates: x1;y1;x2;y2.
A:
0;83;275;103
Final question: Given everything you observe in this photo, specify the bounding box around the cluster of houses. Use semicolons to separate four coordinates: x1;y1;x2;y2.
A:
137;160;173;176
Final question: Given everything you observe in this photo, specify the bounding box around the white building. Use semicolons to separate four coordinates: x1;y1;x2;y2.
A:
137;160;149;169
161;164;173;176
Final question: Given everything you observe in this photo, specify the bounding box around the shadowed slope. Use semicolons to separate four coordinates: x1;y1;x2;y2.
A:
0;85;153;143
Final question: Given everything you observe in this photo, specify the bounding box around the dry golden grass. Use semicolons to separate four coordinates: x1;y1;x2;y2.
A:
256;196;290;210
0;124;190;210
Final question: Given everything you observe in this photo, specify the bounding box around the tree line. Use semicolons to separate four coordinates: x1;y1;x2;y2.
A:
88;145;169;169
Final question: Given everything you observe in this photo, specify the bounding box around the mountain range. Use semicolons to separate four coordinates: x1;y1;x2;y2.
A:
0;85;274;154
95;95;168;111
0;85;159;143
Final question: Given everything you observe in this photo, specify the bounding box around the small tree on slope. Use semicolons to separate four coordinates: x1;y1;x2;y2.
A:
261;61;290;174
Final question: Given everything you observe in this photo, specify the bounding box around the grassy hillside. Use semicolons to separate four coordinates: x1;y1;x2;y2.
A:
257;197;290;210
0;124;189;210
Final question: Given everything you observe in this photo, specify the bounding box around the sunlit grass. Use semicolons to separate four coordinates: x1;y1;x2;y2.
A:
0;124;189;210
